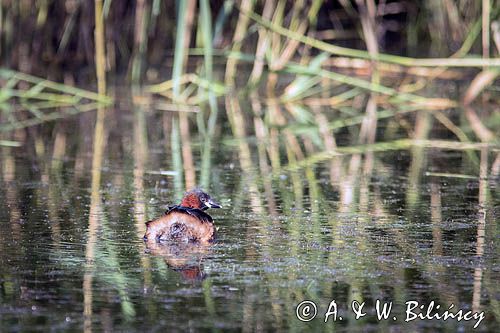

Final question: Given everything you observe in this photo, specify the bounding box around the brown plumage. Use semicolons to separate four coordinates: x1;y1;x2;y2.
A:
143;189;221;244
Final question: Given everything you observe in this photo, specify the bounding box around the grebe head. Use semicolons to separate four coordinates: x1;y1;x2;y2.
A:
180;189;221;210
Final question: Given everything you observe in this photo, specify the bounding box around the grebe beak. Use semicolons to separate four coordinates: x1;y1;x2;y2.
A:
205;198;221;209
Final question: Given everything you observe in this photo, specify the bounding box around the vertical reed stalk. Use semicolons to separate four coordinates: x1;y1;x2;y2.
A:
94;0;106;95
224;0;254;154
269;0;308;70
248;0;275;85
131;0;150;83
172;0;196;98
85;2;107;330
172;0;196;189
482;0;490;58
225;0;254;85
199;0;218;188
0;4;3;57
356;0;379;149
91;0;107;194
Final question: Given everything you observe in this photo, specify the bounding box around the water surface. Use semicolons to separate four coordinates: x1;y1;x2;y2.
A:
0;97;498;332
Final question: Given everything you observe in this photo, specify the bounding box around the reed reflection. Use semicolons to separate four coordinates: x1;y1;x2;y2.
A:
83;104;106;333
132;92;153;298
1;144;21;241
132;98;149;237
145;240;209;282
472;148;489;314
430;182;443;256
84;3;108;321
406;111;431;211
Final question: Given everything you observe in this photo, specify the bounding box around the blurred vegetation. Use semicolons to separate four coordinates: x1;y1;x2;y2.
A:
1;0;499;73
0;0;498;199
0;1;498;134
0;1;499;331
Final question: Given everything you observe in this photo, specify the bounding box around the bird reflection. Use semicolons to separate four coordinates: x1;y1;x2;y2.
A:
144;240;210;281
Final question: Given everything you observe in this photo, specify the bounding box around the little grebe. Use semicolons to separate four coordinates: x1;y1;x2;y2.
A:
143;189;221;244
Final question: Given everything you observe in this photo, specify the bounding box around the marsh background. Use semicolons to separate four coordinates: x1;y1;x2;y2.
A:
0;0;499;332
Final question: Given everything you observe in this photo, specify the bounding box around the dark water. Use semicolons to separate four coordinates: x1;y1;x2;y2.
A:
0;100;499;332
